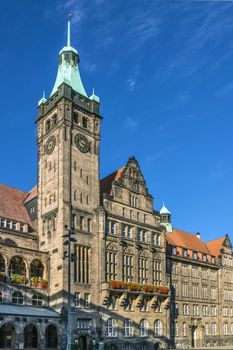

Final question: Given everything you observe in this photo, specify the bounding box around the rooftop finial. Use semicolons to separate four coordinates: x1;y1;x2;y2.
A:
67;14;72;47
43;91;45;98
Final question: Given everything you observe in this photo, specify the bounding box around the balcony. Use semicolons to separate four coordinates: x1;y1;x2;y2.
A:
0;273;48;291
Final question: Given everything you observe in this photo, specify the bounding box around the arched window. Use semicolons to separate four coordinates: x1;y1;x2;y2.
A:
12;291;24;304
32;293;43;306
9;256;26;276
45;324;58;348
223;323;228;335
140;319;148;337
24;324;38;348
0;323;16;348
211;323;217;336
123;248;133;282
154;320;163;336
0;254;5;273
124;319;133;337
30;260;44;279
106;319;117;337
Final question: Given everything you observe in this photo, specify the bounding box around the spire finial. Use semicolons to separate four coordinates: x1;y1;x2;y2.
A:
163;201;165;207
43;91;45;98
67;14;72;47
93;88;95;95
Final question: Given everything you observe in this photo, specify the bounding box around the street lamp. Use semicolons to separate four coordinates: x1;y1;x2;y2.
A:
63;223;77;350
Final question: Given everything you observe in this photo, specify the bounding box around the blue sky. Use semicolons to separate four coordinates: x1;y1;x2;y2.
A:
0;0;233;242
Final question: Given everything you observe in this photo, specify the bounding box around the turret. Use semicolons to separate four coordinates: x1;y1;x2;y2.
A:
160;202;172;232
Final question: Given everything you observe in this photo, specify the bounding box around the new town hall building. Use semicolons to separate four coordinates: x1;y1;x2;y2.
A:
0;23;233;350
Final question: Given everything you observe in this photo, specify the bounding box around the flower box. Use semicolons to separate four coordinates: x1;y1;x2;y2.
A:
40;279;48;289
11;274;28;285
109;280;169;295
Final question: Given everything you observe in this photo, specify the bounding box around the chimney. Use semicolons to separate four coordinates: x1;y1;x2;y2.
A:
196;232;201;239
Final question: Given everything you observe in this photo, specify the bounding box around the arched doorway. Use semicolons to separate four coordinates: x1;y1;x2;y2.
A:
0;323;16;348
191;326;197;348
24;324;38;348
79;336;88;350
45;324;58;348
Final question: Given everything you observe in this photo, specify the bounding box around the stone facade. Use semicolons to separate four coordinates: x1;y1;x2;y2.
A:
0;24;233;350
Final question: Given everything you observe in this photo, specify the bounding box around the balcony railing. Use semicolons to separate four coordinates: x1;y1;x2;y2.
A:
0;273;48;289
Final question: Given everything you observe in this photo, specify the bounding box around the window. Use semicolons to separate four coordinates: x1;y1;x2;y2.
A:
182;322;187;337
73;111;79;124
172;247;177;255
182;265;189;276
211;288;217;300
30;260;44;278
182;283;189;297
192;284;199;298
122;224;133;239
202;254;207;262
193;251;198;260
74;292;81;307
202;305;208;316
9;256;26;276
106;246;117;281
211;323;217;336
140;320;148;337
12;291;24;304
175;322;179;337
183;304;189;315
124;297;133;311
107;295;117;310
84;293;90;308
182;249;187;257
153;233;160;246
205;323;209;335
32;293;43;306
223;323;228;336
211;306;217;317
139;256;148;284
0;292;2;303
77;319;91;329
106;319;117;337
211;256;215;264
153;260;162;285
82;117;88;128
137;228;146;242
0;218;5;227
106;220;117;235
123;252;133;282
79;216;84;231
45;119;51;132
154;320;163;336
140;298;148;312
192;267;198;278
75;246;90;284
87;218;91;233
193;304;199;316
124;320;133;337
0;254;5;273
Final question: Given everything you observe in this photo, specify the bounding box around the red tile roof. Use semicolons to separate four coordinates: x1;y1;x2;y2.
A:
166;228;210;254
205;237;225;257
24;185;38;204
100;167;125;197
0;184;34;229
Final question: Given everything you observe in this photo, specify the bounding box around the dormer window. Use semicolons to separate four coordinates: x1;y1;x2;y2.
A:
211;256;215;264
202;254;207;262
193;252;198;260
172;247;177;255
182;249;187;257
0;219;5;227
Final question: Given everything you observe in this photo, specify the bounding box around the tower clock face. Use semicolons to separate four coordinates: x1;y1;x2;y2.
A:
45;135;56;155
74;133;90;153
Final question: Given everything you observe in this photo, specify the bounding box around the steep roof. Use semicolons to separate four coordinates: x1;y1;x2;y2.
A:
0;184;34;228
24;185;38;204
100;167;125;197
205;237;225;257
166;228;210;254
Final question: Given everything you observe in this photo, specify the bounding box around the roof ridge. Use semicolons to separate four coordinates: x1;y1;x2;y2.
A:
205;236;225;243
0;183;28;195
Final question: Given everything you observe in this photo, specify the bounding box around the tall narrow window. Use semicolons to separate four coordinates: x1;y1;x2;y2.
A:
153;260;162;285
123;250;133;282
106;319;117;337
75;246;90;284
106;244;117;281
139;254;148;284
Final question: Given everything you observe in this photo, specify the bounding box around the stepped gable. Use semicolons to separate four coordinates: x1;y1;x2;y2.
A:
0;184;34;229
166;228;210;254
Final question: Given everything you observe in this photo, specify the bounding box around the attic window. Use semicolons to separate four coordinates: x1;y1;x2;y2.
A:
182;249;187;257
193;252;198;260
211;256;215;264
202;254;207;262
172;247;177;255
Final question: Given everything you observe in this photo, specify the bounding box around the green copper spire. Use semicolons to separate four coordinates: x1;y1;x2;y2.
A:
50;20;87;97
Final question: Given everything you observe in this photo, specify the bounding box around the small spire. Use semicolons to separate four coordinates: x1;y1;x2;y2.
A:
67;20;71;47
43;91;45;98
93;88;95;95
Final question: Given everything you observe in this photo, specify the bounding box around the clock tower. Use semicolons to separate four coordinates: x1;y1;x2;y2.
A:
36;21;101;311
